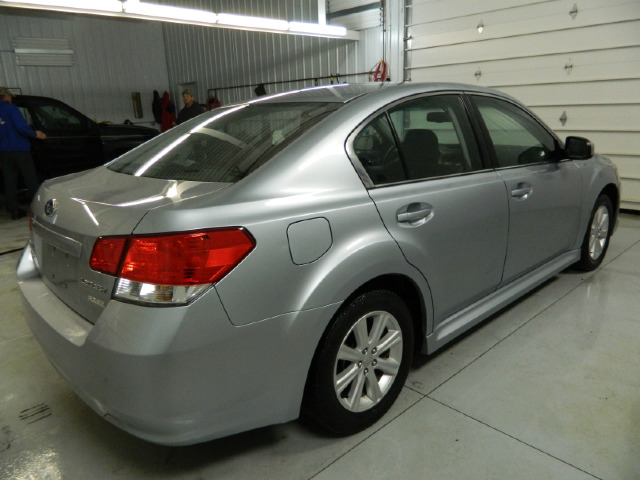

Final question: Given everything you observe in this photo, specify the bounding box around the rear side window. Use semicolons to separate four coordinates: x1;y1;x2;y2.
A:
352;114;404;184
108;102;340;182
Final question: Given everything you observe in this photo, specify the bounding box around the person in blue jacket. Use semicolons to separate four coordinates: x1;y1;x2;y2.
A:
0;86;46;219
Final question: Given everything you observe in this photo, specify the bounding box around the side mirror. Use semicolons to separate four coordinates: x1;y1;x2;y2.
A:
565;136;594;160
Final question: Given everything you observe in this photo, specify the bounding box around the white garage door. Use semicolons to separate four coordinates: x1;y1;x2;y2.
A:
405;0;640;210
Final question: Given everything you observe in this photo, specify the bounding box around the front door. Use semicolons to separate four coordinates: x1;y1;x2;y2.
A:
469;95;582;285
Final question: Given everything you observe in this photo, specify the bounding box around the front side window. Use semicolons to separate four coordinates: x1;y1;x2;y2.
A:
29;99;93;133
17;106;33;127
471;95;562;167
108;102;340;182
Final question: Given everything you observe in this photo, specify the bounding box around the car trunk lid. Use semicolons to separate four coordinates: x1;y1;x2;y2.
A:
29;167;229;324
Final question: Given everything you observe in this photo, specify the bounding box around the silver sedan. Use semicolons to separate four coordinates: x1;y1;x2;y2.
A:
17;83;620;445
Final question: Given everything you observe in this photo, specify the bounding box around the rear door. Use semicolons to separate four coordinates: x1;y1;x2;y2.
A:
351;93;509;325
468;95;583;285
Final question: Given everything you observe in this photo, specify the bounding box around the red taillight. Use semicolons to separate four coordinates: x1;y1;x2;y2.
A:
90;228;255;285
90;237;127;275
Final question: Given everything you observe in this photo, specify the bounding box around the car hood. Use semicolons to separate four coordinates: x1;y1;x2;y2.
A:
97;122;158;138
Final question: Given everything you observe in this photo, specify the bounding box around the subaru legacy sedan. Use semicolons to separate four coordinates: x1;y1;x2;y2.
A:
17;83;619;445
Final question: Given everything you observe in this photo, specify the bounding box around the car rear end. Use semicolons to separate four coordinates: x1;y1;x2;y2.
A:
17;90;382;444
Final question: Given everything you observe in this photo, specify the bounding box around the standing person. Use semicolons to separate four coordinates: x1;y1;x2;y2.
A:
0;86;46;219
176;89;204;125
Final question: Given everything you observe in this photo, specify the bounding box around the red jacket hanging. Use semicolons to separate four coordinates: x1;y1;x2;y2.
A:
161;91;176;132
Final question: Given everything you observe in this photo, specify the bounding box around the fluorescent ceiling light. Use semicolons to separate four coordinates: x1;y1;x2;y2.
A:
3;0;122;13
217;13;289;31
0;0;357;39
289;21;347;37
124;1;217;24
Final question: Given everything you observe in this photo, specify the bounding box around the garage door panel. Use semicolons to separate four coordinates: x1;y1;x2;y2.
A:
409;21;640;66
410;57;640;90
610;156;640;179
532;105;640;133
409;0;639;46
621;179;640;210
497;80;640;107
406;0;640;210
551;131;640;156
409;0;551;24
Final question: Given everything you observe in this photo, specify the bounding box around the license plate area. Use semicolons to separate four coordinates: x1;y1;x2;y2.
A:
41;241;80;290
32;220;83;293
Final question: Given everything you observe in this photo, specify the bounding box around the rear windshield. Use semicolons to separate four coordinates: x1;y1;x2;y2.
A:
108;102;340;182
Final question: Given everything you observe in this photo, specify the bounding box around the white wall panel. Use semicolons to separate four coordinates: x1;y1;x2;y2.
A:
0;7;169;127
406;0;640;210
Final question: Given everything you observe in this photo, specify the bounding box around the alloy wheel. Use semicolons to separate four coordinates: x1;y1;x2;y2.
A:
589;204;610;261
333;310;403;413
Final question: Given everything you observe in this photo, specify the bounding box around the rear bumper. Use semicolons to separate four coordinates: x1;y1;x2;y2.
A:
17;243;336;445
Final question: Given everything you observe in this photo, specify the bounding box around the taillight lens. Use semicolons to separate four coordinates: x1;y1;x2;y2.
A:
90;228;255;305
90;237;128;275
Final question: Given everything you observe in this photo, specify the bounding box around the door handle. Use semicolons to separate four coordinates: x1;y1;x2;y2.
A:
511;183;533;199
397;203;433;224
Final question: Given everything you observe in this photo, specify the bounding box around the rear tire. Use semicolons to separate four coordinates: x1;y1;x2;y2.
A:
574;194;613;271
303;290;414;435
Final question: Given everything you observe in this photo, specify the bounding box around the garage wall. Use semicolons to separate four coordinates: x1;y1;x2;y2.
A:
160;0;384;106
0;7;169;127
405;0;640;210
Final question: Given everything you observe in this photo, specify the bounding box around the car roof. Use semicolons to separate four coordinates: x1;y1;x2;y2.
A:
248;82;516;106
13;94;54;101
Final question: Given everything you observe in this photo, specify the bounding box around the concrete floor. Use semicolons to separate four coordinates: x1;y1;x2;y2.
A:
0;208;639;480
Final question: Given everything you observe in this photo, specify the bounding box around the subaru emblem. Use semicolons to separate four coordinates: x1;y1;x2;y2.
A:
44;199;57;216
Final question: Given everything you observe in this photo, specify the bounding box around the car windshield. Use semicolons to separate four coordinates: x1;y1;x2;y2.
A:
108;102;341;182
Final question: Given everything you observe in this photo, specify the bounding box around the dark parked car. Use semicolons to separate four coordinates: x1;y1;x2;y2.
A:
18;83;619;445
11;94;158;180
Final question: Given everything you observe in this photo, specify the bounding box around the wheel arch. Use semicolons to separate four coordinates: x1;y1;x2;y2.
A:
300;276;427;433
311;273;428;370
600;182;620;226
349;275;426;356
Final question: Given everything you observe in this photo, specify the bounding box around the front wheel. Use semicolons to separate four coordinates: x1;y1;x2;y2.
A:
303;290;414;435
574;194;614;271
